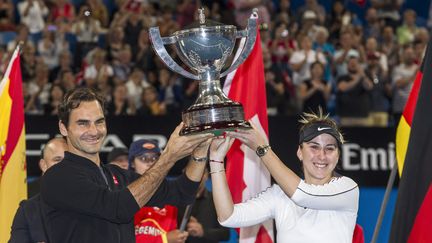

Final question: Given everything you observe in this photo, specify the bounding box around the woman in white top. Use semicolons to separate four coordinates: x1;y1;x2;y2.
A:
209;110;359;243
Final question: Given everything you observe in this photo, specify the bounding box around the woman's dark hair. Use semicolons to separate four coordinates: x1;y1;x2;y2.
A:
58;87;105;127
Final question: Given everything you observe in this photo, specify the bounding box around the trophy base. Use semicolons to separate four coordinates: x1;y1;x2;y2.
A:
180;103;252;136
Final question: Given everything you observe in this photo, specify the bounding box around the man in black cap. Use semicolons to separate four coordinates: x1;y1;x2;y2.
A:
107;147;129;170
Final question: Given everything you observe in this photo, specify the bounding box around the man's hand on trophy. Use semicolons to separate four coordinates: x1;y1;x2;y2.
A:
191;138;212;162
163;122;214;162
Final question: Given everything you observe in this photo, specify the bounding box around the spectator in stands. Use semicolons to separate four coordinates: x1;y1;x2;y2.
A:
44;84;66;116
59;70;77;92
176;0;197;28
107;26;126;62
336;52;373;126
106;83;135;116
297;0;326;25
391;46;418;123
49;0;75;25
134;29;156;72
363;7;381;40
37;27;68;70
126;67;150;109
268;22;295;72
381;25;399;72
18;0;49;45
327;0;351;43
87;0;109;28
298;61;331;114
289;35;326;86
137;86;166;116
312;26;334;82
333;31;359;79
365;37;388;79
0;0;15;31
9;137;68;243
112;45;133;84
83;49;114;88
50;50;74;83
232;0;270;28
365;52;391;127
72;4;104;68
397;9;418;45
129;139;189;243
158;69;183;113
107;147;129;170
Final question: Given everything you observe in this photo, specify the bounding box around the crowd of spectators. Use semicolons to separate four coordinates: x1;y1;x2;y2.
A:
0;0;429;127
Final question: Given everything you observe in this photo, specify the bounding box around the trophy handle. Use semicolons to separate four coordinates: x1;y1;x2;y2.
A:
220;11;258;78
149;27;200;80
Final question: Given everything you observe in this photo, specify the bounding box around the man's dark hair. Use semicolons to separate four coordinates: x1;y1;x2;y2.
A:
58;87;105;127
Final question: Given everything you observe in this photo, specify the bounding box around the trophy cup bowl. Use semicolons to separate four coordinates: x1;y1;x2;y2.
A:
150;9;258;135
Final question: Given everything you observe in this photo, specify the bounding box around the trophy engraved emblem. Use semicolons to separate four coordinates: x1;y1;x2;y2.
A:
149;9;258;135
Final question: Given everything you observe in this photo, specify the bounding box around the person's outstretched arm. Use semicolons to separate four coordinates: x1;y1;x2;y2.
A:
226;123;301;197
208;138;235;222
128;123;213;207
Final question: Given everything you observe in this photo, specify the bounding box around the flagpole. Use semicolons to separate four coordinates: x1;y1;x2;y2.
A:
371;160;398;243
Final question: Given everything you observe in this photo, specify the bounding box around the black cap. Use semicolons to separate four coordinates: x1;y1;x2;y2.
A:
107;147;128;163
299;123;342;146
128;139;161;164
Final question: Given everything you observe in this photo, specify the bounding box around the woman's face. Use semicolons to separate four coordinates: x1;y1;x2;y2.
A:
311;63;324;78
297;133;339;185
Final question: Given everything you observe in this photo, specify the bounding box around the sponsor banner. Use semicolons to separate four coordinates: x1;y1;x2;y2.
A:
25;115;396;187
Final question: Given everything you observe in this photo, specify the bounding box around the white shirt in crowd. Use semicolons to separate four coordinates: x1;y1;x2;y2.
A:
221;176;359;243
18;1;48;34
289;50;326;85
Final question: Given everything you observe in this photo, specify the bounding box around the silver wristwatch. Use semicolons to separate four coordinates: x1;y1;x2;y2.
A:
256;145;271;157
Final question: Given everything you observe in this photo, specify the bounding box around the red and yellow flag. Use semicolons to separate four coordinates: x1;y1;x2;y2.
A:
395;66;422;177
390;40;432;243
0;46;27;242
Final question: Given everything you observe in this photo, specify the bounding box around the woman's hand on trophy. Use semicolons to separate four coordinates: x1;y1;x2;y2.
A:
163;122;213;162
226;120;267;152
209;137;234;161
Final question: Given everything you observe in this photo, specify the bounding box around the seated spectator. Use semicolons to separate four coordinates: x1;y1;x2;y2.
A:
336;53;373;126
50;50;74;83
158;69;183;113
137;86;166;116
129;139;188;243
298;61;331;114
83;49;114;88
107;147;129;170
44;84;66;116
112;45;133;84
126;67;150;109
365;37;388;78
106;83;135;116
37;27;68;70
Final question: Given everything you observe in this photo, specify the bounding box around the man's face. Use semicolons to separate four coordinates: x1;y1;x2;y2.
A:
40;139;68;173
133;152;160;175
60;101;107;159
297;133;339;185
